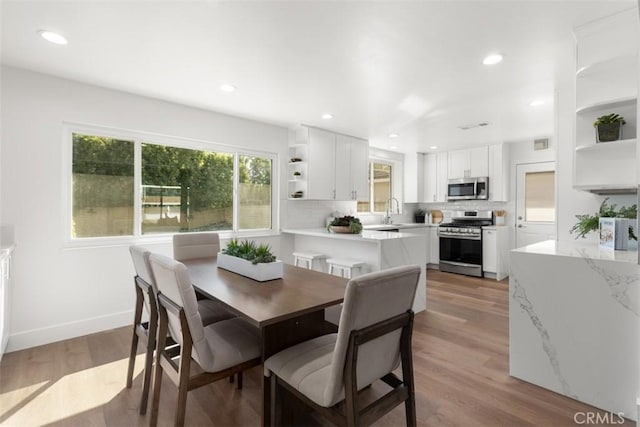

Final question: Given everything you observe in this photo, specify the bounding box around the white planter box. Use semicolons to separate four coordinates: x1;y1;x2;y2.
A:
217;253;283;282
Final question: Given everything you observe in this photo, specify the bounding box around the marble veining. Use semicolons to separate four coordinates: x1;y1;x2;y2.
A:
511;275;574;398
578;249;640;317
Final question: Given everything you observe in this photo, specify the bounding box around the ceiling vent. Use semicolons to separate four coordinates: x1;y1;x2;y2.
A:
534;138;549;150
458;122;489;130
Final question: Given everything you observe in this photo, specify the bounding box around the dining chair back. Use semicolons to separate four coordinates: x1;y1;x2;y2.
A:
148;253;261;426
173;232;220;261
264;264;420;426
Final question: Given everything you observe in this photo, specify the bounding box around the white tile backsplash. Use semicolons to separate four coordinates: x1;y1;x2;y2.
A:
283;200;357;229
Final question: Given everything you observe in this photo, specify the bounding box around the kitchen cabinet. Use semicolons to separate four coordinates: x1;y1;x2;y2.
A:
488;144;509;202
447;146;488;179
289;126;368;200
423;152;448;202
482;226;508;280
428;226;439;266
0;248;13;362
335;134;369;201
573;9;638;194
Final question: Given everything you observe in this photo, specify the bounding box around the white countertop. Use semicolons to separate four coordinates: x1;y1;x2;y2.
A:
512;239;638;263
282;228;424;241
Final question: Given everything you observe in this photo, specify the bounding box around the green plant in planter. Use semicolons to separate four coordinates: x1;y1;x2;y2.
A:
327;215;363;234
221;239;277;264
414;208;427;223
570;198;637;240
593;113;625;142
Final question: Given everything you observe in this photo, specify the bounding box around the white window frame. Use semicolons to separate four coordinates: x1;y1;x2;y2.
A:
62;122;279;247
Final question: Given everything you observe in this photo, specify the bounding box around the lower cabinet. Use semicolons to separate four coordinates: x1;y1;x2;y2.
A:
482;227;508;280
428;226;439;266
0;249;13;362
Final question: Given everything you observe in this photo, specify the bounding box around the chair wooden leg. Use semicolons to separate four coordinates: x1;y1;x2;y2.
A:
405;390;417;427
126;327;139;389
237;372;243;390
149;357;163;427
175;354;192;427
139;339;155;415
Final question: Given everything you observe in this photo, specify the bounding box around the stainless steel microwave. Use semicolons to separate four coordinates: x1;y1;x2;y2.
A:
447;177;489;201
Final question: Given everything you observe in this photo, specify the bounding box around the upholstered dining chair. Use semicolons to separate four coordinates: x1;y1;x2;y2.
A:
264;264;421;427
172;232;221;261
148;253;262;427
126;246;238;415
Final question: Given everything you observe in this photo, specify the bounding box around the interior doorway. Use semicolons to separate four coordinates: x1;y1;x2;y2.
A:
515;161;557;248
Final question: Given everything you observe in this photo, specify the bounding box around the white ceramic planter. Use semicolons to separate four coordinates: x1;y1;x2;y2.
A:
217;253;283;282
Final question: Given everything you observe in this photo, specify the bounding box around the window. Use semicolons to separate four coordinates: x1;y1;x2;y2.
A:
72;134;134;237
524;171;555;222
69;128;276;240
358;161;393;213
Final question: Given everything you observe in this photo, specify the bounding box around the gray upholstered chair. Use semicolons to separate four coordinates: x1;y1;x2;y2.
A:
148;253;261;427
172;232;221;261
126;245;159;415
264;265;420;427
126;246;236;416
172;232;236;326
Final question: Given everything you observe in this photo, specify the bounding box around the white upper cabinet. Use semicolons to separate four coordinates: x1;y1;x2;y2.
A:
289;125;368;200
447;146;488;179
335;134;369;201
423;152;448;202
573;9;638;193
488;144;509;202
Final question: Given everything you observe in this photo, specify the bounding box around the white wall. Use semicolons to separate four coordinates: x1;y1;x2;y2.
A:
0;66;289;351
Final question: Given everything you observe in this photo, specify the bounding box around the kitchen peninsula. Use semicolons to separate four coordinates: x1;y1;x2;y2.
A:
281;228;427;313
510;240;639;420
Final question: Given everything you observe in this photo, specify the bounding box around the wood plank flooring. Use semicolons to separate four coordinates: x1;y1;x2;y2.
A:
0;270;632;426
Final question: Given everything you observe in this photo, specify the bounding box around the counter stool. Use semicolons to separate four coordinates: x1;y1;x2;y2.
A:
293;251;327;271
326;258;365;279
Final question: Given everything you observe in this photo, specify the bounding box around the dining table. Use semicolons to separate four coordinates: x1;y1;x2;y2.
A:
183;257;349;425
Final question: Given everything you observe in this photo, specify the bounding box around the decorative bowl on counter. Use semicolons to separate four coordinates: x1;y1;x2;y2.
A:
329;225;353;234
327;215;363;234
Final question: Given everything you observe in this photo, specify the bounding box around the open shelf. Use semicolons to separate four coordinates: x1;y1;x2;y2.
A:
576;97;637;114
576;55;637;78
575;138;636;152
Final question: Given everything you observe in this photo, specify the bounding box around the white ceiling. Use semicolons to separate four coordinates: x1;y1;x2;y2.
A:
1;1;636;153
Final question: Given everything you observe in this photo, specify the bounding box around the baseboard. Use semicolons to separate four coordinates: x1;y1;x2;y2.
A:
5;310;133;353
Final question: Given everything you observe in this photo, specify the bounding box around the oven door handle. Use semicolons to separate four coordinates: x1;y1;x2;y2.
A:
439;234;481;240
440;260;481;268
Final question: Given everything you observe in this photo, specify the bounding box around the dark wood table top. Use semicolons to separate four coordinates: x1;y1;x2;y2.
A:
184;258;348;328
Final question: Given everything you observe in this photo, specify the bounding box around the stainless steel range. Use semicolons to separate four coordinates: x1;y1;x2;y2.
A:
439;210;493;277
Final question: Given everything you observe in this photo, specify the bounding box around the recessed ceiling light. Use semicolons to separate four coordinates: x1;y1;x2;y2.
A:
38;30;68;45
482;53;503;65
529;99;545;107
390;146;398;150
388;133;399;138
219;84;237;93
321;113;334;120
429;145;438;150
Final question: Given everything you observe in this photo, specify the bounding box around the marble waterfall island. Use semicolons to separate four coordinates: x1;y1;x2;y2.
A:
282;228;427;313
510;240;639;420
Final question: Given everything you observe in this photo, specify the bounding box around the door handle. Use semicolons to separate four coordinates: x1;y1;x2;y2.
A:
517;224;523;228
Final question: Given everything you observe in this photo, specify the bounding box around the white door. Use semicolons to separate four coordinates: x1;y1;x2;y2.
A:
516;162;557;248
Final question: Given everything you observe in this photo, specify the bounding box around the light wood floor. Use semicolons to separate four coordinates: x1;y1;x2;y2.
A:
0;270;632;426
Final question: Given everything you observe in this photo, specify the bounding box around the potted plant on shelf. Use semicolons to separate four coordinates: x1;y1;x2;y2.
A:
293;171;302;180
594;113;625;143
570;198;637;242
414;208;427;224
218;239;283;281
327;215;363;234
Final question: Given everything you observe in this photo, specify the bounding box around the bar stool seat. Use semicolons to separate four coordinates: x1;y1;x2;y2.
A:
293;252;327;270
325;258;365;279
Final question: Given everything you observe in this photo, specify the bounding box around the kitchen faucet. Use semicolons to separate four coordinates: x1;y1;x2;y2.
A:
383;197;400;224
